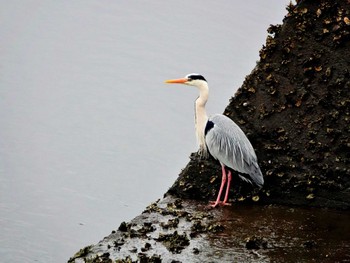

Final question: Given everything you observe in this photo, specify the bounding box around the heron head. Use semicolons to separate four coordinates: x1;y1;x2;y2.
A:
165;73;207;87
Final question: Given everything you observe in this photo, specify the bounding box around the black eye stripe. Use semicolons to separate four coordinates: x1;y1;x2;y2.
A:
187;74;207;81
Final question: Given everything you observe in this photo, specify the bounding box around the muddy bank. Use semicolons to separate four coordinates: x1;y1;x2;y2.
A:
68;196;350;262
168;0;350;209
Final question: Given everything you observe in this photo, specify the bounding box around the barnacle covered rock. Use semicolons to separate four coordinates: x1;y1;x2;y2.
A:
169;0;350;209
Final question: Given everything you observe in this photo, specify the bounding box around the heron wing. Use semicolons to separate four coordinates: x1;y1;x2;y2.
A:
205;114;264;187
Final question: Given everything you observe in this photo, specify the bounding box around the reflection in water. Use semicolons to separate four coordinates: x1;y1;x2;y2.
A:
206;204;350;262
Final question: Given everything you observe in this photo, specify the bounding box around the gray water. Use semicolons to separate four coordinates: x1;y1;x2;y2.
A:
0;1;287;262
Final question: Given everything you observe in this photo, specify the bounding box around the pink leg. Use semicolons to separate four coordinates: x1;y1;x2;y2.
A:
222;170;232;205
210;165;227;207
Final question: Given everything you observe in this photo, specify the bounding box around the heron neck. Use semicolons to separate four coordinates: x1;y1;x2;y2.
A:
195;84;209;156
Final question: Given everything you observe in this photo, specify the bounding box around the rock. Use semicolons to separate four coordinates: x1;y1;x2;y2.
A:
167;0;350;210
69;1;350;262
118;222;128;232
245;236;268;250
155;231;189;254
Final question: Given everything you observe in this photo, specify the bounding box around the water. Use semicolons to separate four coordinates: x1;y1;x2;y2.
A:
209;204;350;262
0;1;288;262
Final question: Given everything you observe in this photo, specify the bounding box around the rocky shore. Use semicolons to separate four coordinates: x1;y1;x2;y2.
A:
169;0;350;210
68;196;350;263
69;0;350;262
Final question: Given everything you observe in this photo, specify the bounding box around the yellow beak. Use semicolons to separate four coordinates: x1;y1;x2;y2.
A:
164;78;188;84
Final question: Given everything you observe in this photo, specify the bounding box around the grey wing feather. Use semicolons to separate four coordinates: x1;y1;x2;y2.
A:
205;114;264;188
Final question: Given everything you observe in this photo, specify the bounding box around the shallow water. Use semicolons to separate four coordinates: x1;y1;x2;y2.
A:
1;1;294;262
206;204;350;262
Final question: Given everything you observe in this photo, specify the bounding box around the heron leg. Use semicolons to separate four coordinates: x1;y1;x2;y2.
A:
210;165;227;207
222;170;232;205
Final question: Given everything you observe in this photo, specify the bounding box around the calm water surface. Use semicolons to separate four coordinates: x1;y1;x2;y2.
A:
1;1;289;262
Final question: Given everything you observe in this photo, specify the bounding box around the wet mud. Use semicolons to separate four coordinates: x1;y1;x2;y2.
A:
68;196;350;262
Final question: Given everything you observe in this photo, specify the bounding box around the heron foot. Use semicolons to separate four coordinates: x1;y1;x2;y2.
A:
208;201;231;208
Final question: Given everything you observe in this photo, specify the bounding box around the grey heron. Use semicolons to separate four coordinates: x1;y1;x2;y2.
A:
165;73;264;207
